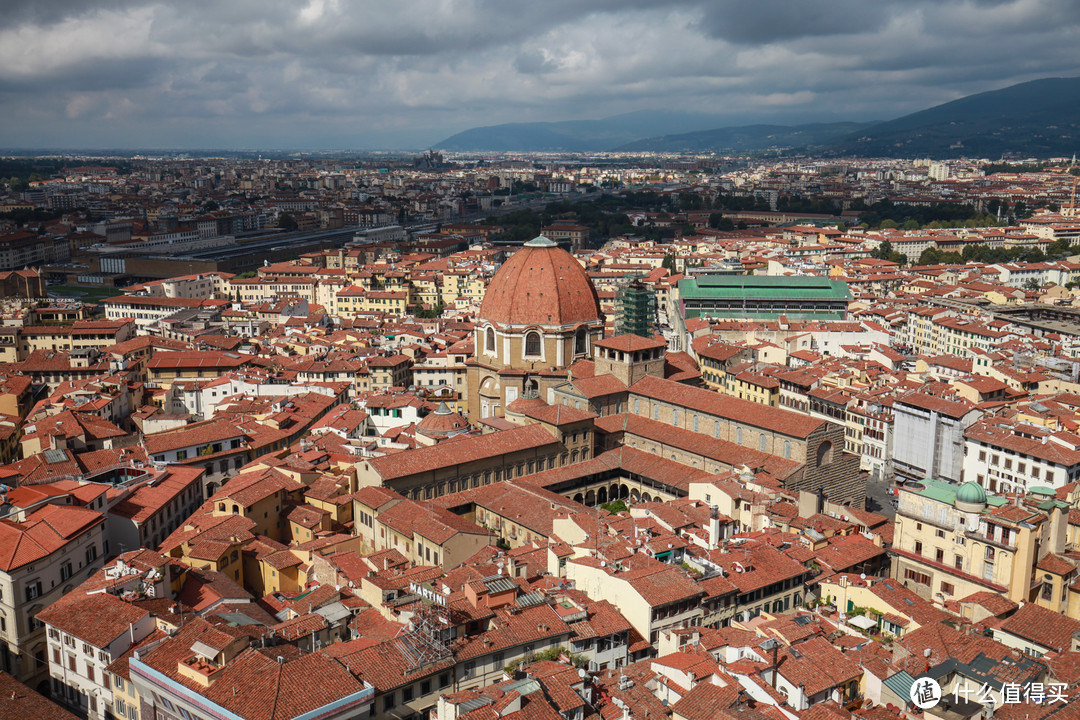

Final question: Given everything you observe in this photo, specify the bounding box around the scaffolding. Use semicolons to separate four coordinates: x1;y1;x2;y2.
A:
615;278;656;338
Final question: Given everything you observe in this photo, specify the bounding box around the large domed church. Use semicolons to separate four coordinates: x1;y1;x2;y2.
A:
466;235;604;418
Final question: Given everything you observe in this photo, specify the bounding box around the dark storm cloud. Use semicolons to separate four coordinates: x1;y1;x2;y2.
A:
698;0;898;44
0;0;1076;148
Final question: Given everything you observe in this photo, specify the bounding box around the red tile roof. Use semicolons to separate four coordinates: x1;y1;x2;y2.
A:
629;375;824;439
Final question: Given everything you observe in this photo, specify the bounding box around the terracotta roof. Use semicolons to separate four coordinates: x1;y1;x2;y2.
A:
37;593;149;648
630;375;824;439
595;335;666;352
0;504;104;572
0;672;81;720
367;424;558;481
998;602;1080;653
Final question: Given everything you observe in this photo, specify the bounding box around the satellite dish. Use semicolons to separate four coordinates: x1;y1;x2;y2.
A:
860;573;867;580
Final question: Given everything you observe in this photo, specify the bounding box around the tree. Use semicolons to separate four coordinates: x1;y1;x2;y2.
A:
870;240;893;260
601;499;628;514
709;212;734;231
278;213;298;231
661;253;676;271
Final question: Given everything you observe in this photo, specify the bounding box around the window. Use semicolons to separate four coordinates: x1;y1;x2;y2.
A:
85;545;98;564
954;556;963;570
1042;575;1054;601
524;331;541;357
421;680;431;696
384;694;396;711
914;541;922;555
904;569;930;585
783;440;791;459
116;700;127;716
940;581;954;595
402;686;414;703
935;548;944;563
60;563;72;581
485;327;496;354
25;582;42;601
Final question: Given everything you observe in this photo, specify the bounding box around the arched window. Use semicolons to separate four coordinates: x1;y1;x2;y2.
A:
524;331;541;357
575;327;588;355
485;327;496;354
985;546;995;561
783;440;791;459
816;440;833;467
759;434;767;452
672;409;680;426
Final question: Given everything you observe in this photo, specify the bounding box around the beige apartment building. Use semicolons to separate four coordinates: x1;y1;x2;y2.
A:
891;479;1073;611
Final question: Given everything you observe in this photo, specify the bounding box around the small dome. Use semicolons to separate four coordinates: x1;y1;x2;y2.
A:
955;481;987;506
478;235;600;327
416;402;469;439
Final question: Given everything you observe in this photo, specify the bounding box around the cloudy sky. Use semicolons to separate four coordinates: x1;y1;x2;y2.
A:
1;0;1078;150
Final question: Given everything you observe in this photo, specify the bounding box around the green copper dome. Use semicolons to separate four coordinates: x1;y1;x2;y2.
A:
955;481;987;506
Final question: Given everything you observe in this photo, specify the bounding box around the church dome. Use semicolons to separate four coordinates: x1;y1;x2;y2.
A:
479;235;601;327
416;402;469;440
955;480;987;511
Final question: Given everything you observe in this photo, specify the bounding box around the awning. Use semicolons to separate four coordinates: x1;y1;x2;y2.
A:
849;614;878;630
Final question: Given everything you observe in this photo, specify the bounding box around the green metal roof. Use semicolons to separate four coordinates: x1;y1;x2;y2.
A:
916;479;1007;508
678;275;853;302
883;671;916;701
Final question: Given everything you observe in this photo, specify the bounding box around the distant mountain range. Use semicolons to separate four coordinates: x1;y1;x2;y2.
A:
824;76;1080;158
613;122;874;153
433;76;1080;157
433;110;733;152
